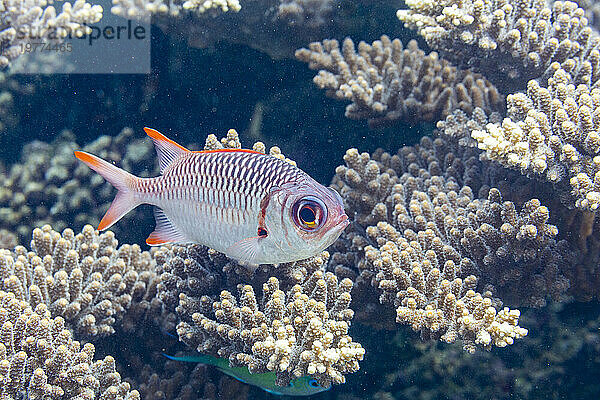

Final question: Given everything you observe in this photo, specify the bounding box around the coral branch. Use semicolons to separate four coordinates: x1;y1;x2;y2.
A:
296;35;503;127
398;0;600;90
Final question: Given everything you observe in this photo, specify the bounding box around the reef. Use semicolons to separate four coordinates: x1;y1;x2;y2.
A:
0;290;139;399
0;0;103;68
0;128;156;243
392;0;600;215
108;0;400;59
333;137;571;307
0;223;255;399
0;225;146;399
0;224;157;339
328;138;571;351
3;0;600;395
155;244;364;388
472;67;600;211
296;35;504;127
397;0;600;91
280;0;600;305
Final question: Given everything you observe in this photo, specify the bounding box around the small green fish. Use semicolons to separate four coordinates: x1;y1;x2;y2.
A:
164;353;330;396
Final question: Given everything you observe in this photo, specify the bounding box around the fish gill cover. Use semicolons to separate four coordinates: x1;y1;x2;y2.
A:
0;0;599;399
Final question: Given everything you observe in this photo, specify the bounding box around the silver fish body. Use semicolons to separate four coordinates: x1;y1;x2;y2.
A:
74;128;349;264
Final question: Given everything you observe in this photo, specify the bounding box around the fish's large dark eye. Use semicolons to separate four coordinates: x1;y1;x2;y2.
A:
300;205;316;225
292;196;327;231
309;379;320;388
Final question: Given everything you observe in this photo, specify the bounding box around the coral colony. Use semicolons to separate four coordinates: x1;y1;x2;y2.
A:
0;0;600;399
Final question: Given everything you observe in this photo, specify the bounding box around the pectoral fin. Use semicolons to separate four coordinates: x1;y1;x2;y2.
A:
225;236;261;264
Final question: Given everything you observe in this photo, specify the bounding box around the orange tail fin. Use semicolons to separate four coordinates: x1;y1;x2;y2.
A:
74;151;140;231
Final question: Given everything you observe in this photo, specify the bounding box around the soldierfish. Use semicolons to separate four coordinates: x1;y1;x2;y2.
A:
165;353;330;396
74;128;349;264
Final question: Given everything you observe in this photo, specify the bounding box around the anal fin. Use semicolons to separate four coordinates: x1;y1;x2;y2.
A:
146;208;187;245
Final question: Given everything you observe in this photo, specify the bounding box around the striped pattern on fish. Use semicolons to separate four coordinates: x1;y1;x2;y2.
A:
74;128;349;264
137;151;301;249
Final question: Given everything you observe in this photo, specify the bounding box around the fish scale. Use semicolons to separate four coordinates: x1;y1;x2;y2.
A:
141;151;301;248
74;127;349;264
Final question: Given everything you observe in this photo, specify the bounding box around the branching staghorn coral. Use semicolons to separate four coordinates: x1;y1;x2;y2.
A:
111;0;397;59
134;361;249;400
328;137;575;350
155;244;364;388
398;0;600;90
192;276;361;387
202;127;297;166
110;0;241;18
296;35;504;127
0;0;103;68
436;107;574;210
436;107;504;148
362;221;528;353
346;141;571;306
0;224;157;338
0;289;140;399
471;67;600;211
579;0;600;30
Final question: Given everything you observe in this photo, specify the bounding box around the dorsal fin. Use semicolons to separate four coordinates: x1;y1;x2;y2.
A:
193;148;265;155
143;127;190;174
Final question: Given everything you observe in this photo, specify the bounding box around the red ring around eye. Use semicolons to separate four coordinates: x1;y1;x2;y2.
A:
292;197;327;232
299;205;316;226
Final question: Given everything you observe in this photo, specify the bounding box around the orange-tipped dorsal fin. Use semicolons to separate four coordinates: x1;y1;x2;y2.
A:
144;127;190;174
193;148;265;155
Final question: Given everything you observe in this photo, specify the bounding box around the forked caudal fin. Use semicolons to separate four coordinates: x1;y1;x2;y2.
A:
74;151;140;231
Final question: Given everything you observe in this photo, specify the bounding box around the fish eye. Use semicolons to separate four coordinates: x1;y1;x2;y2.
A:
292;197;327;231
300;205;316;225
309;379;320;388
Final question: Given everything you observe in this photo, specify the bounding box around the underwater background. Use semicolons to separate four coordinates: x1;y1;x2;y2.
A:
1;0;600;399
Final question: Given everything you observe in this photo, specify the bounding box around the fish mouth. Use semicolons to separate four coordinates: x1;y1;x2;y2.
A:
334;213;350;231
